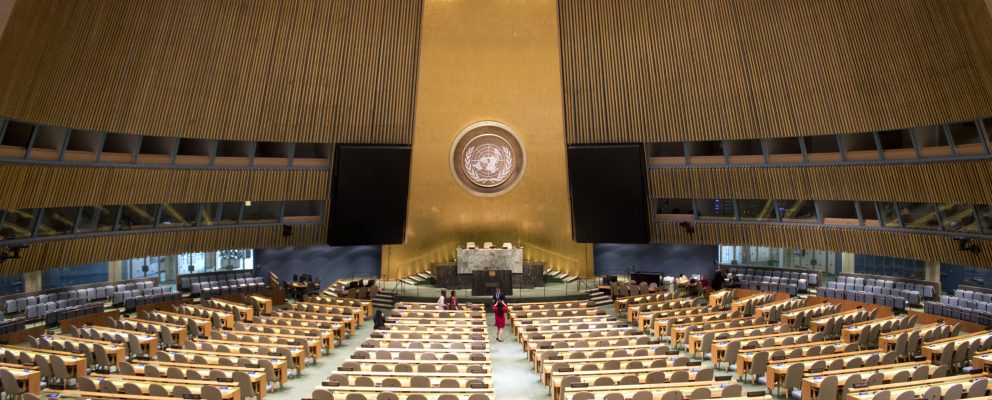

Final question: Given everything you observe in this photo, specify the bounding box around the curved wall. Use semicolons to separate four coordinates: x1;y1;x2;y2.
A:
559;0;992;143
0;0;422;143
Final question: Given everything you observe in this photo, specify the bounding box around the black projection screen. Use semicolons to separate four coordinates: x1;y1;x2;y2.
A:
328;145;412;245
567;144;650;243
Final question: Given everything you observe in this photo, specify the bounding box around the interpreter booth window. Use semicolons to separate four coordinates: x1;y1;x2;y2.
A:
35;207;78;237
719;245;834;272
1;209;36;239
178;252;208;275
694;199;735;220
0;274;24;296
117;204;159;231
736;199;777;222
122;257;165;281
655;198;693;220
854;254;925;280
158;203;199;228
215;249;254;271
897;202;940;231
977;205;992;234
939;204;980;233
76;206;118;233
777;200;818;223
241;201;281;224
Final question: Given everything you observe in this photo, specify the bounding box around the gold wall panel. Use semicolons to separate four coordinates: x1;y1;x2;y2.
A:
648;159;992;204
0;0;13;38
0;0;421;143
0;224;324;274
0;163;328;209
653;221;992;269
559;0;992;143
381;0;592;280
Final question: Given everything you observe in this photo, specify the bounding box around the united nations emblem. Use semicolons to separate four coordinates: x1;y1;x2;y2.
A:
450;121;525;197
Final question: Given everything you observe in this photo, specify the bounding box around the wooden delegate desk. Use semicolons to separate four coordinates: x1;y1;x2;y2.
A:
118;319;187;346
920;330;992;363
732;341;851;376
379;325;485;334
669;317;764;345
972;350;992;372
393;310;484;319
877;323;943;352
532;344;664;373
272;310;358;332
82;326;159;356
730;292;773;314
248;295;274;315
89;373;241;400
510;309;602;325
781;304;838;327
708;290;733;307
157;349;289;384
43;390;176;400
800;362;933;400
130;360;268;399
516;323;627;342
685;324;781;354
44;335;127;365
385;318;485;328
221;329;327;355
0;363;41;395
373;330;487;341
207;299;255;321
511;316;614;333
549;365;704;399
765;349;885;392
292;301;365;323
394;302;485;311
560;380;736;400
525;335;645;361
755;298;807;319
252;316;350;341
807;309;867;332
176;305;236;327
307;296;371;317
539;354;681;384
312;385;493;399
842;374;989;400
191;340;308;369
711;331;821;364
840;316;906;343
326;371;493;388
233;324;336;352
652;310;734;337
519;326;636;347
148;311;212;335
1;345;87;378
343;358;491;373
626;299;696;323
565;395;765;400
361;340;488;351
351;349;489;363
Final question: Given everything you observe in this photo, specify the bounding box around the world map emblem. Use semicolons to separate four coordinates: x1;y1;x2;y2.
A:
450;121;526;197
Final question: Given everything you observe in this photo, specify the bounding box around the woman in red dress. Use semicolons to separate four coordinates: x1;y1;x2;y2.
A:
493;299;508;342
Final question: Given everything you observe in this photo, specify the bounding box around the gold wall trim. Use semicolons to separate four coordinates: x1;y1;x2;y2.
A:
381;0;592;280
0;224;323;274
0;163;329;209
0;0;422;143
653;221;992;269
559;0;992;143
648;159;992;204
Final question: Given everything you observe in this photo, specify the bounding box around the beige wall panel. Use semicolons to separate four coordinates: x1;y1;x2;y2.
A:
648;159;992;204
559;0;992;143
653;221;992;269
0;224;323;274
0;0;421;143
0;163;328;209
382;0;592;280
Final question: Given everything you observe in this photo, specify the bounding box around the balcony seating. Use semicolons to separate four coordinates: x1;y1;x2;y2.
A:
728;267;816;295
923;290;992;326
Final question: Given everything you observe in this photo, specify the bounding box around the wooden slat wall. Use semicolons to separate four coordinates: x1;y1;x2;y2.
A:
653;221;992;269
648;159;992;204
0;0;422;143
0;224;323;274
559;0;992;143
0;163;328;209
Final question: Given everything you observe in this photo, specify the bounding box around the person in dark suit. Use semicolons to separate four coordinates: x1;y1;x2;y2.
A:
492;288;506;303
711;267;727;291
373;309;386;329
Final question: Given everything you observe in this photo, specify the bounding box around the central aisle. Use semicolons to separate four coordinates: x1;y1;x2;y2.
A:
487;311;552;400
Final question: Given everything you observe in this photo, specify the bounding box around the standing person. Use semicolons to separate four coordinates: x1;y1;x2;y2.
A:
373;309;386;329
710;267;727;291
448;290;459;311
493;299;508;342
437;290;447;310
492;287;506;303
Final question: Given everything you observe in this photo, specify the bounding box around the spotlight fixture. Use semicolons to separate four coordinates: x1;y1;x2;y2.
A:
956;237;982;255
678;221;695;234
